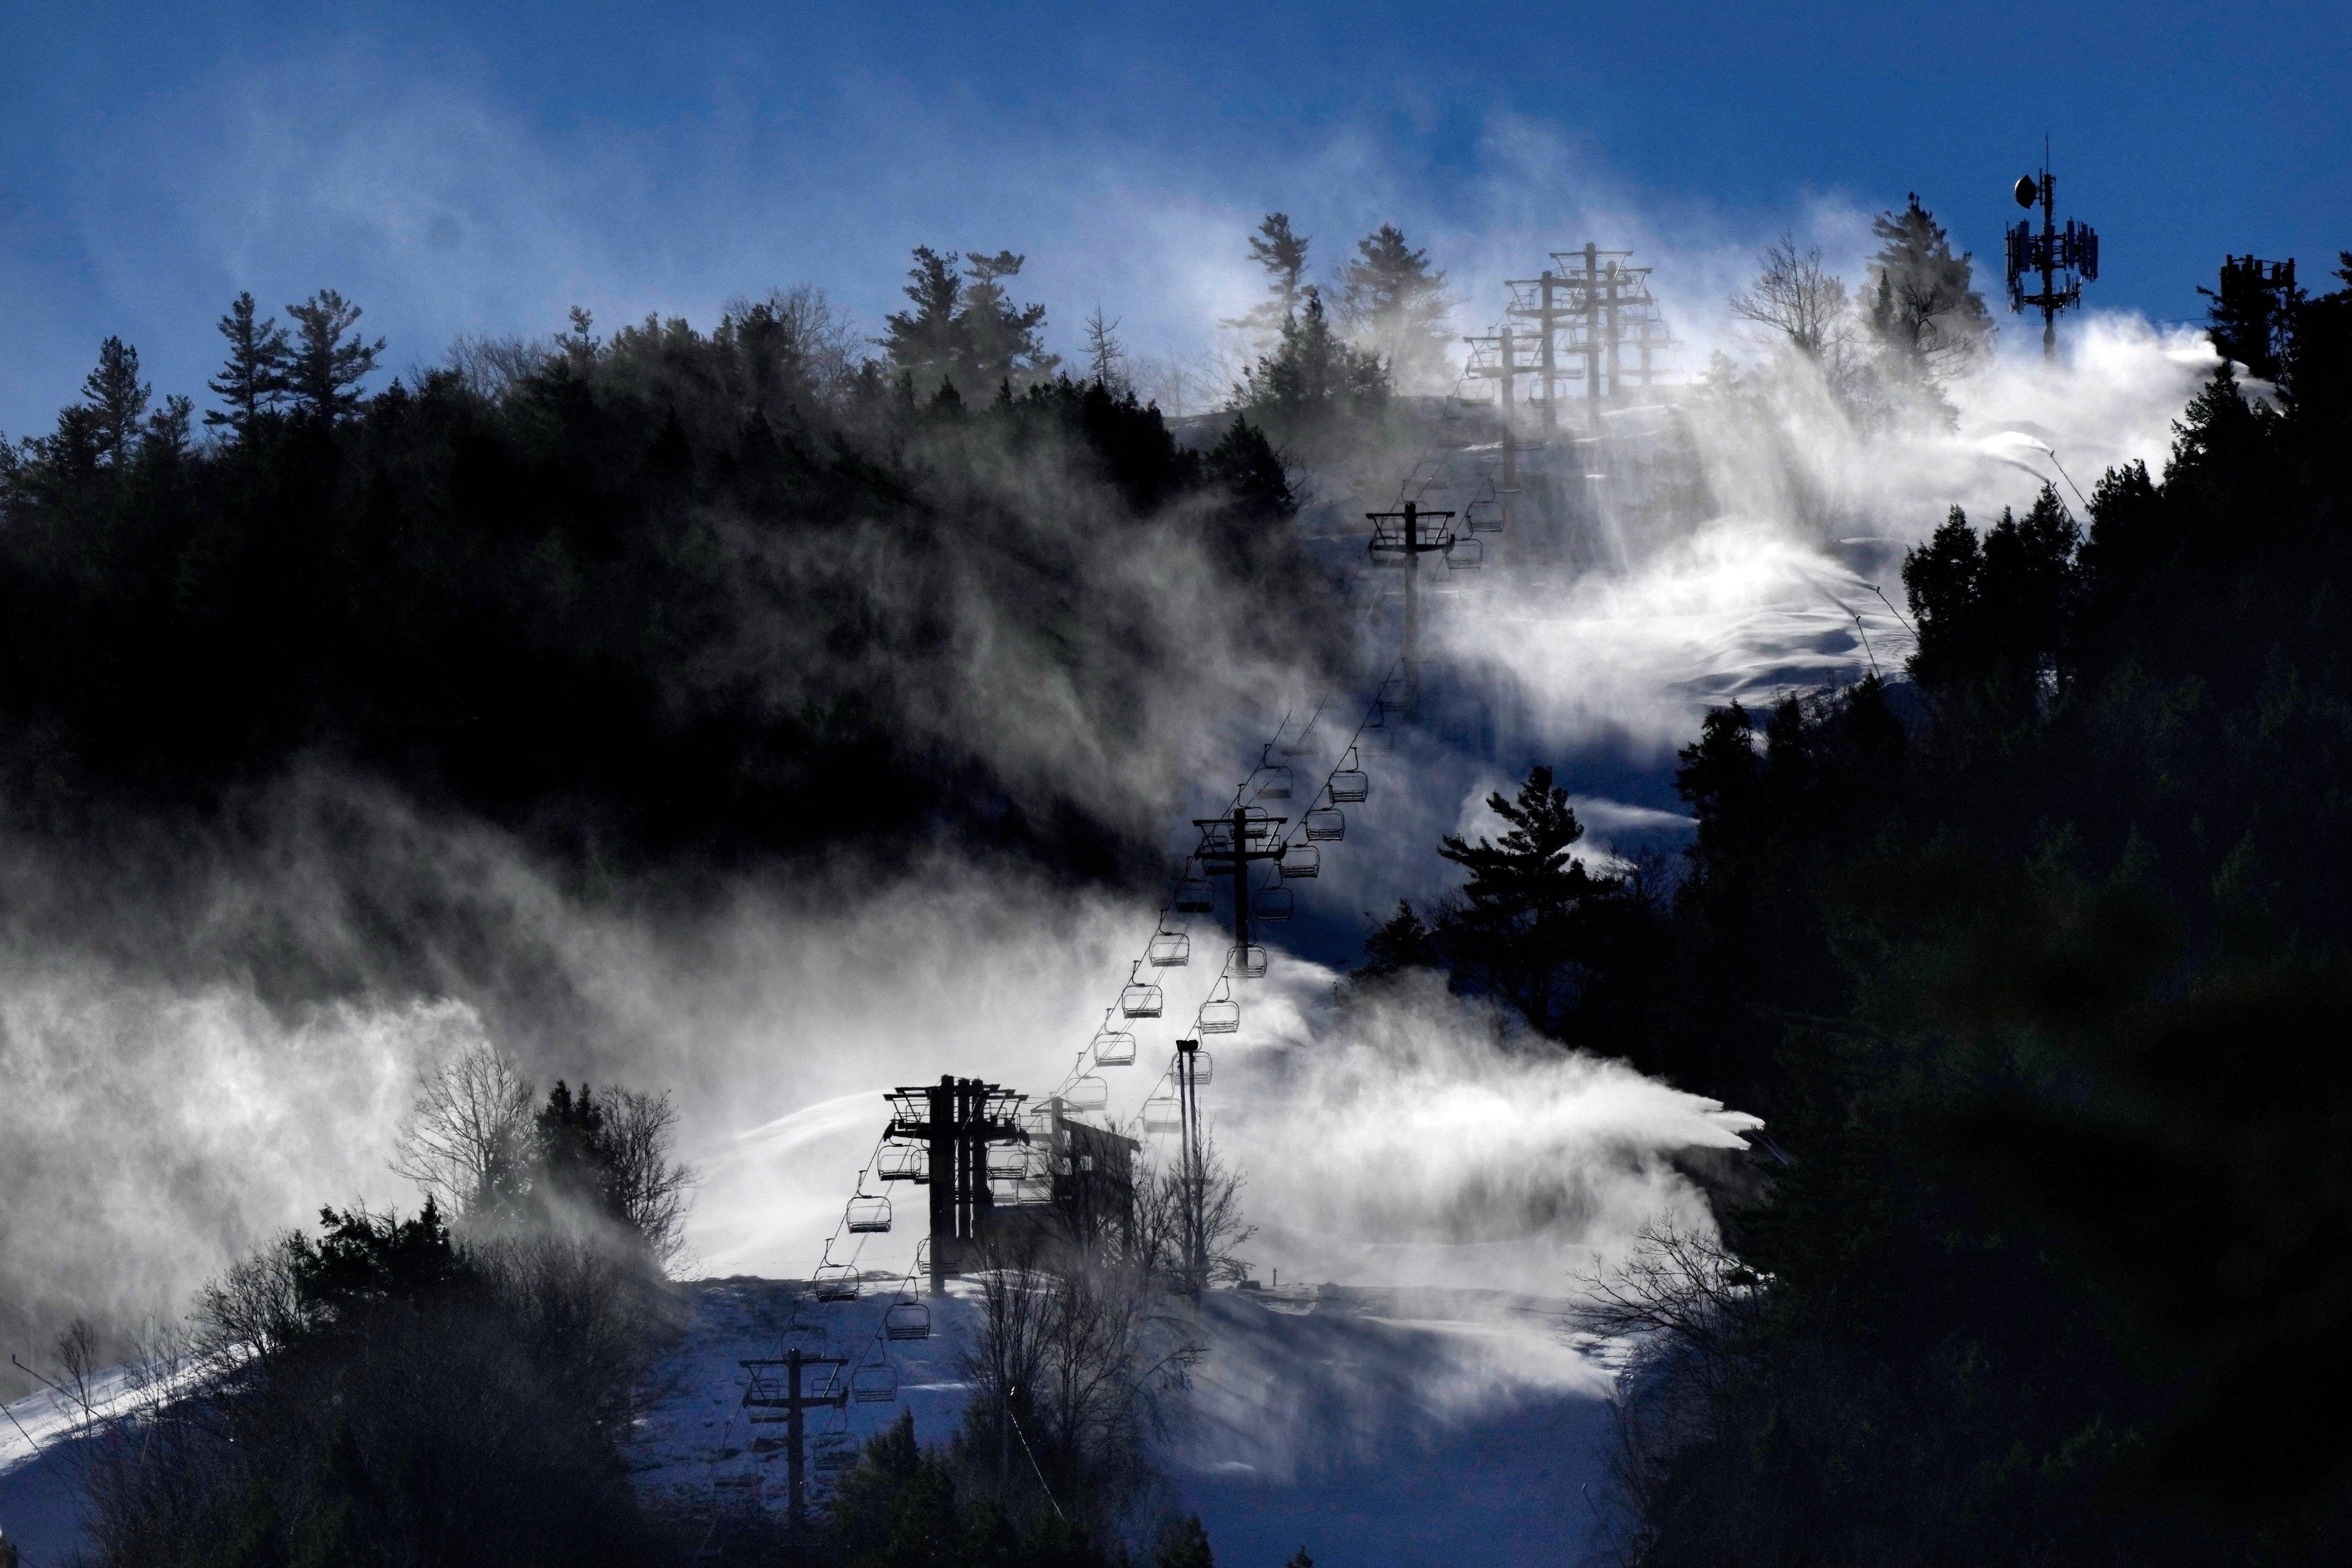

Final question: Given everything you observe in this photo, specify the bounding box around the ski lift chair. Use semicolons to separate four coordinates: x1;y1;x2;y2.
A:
846;1194;892;1234
884;1300;932;1341
1254;884;1293;921
814;1263;859;1302
1199;980;1241;1033
1183;1050;1215;1087
1230;943;1269;979
1281;843;1320;878
814;1435;857;1474
1148;926;1191;967
988;1145;1036;1180
1331;750;1370;803
1175;869;1215;914
1142;1092;1182;1132
1254;755;1293;800
1447;537;1484;570
852;1362;899;1404
1305;807;1345;841
878;1144;927;1184
1092;1021;1138;1066
1120;962;1164;1018
1241;806;1279;839
1066;1075;1110;1112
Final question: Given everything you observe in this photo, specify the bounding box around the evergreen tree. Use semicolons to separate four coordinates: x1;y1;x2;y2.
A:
958;250;1058;390
1153;1515;1214;1568
882;248;1056;397
283;289;384;419
883;246;968;391
1354;900;1440;980
1337;223;1452;388
81;337;149;465
1433;766;1617;1037
1862;194;1994;392
1202;416;1291;518
1231;291;1386;430
205;291;291;431
533;1081;615;1219
144;394;194;461
1222;212;1311;340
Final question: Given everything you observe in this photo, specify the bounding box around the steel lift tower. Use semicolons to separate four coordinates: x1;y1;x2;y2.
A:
1365;499;1459;715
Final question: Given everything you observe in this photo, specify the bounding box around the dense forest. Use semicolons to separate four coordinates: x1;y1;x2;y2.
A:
0;263;1321;901
1366;250;2352;1560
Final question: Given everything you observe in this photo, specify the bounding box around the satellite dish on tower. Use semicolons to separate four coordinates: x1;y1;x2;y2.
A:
2014;175;2039;208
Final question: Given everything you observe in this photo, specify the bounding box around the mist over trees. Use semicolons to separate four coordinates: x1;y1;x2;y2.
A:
0;258;1332;935
1722;195;1994;423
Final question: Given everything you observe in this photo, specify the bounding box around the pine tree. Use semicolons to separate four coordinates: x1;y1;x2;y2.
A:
1862;194;1994;391
1434;766;1615;1036
882;246;967;393
1154;1514;1214;1568
1338;223;1452;388
957;249;1057;391
881;248;1057;397
283;290;385;419
1222;213;1311;340
81;337;149;465
144;394;194;460
205;292;291;431
1232;290;1386;424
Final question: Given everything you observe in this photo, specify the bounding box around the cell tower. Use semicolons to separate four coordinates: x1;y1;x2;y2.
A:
2005;147;2100;358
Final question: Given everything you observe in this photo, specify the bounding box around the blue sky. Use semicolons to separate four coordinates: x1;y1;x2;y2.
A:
4;1;2346;433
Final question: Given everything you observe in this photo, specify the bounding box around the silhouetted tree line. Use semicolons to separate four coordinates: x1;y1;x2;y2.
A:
0;268;1318;884
1373;252;2352;1559
69;1056;701;1567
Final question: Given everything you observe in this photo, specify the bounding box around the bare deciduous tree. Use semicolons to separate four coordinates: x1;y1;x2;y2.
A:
1728;234;1852;363
1569;1216;1768;1559
594;1086;697;1270
392;1039;537;1219
963;1239;1204;1523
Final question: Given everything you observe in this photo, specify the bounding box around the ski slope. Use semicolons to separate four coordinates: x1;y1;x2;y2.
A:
625;1274;1619;1566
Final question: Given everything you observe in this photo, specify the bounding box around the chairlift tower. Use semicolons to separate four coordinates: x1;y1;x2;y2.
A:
2005;149;2100;358
741;1347;850;1538
1366;499;1457;715
1503;269;1568;430
1509;246;1671;419
885;1076;1028;1295
1462;329;1530;532
1191;804;1287;974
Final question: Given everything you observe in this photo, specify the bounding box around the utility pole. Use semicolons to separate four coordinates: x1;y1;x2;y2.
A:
1365;499;1457;714
742;1347;849;1538
2005;148;2100;358
886;1077;1027;1295
1173;1039;1211;1290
